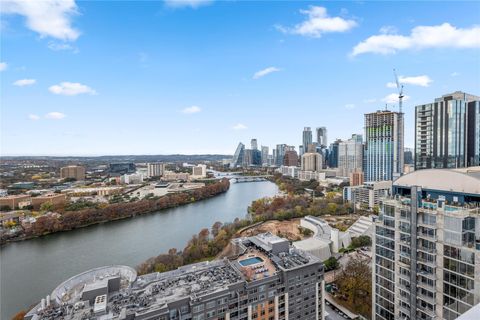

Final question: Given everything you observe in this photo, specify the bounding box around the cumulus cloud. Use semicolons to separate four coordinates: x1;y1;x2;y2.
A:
182;105;201;114
164;0;212;9
276;6;357;38
386;75;433;88
253;67;281;79
352;23;480;56
45;112;66;120
0;0;80;41
0;62;7;71
49;82;96;96
13;79;36;86
232;123;247;130
28;114;40;121
382;93;411;104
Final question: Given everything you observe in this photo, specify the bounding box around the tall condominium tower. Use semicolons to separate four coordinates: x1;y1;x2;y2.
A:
261;146;269;166
372;168;480;320
301;152;324;172
364;110;404;182
146;162;165;178
251;138;258;150
338;134;363;177
231;142;245;168
415;91;480;170
302;127;313;156
275;144;287;166
328;139;341;168
316;127;327;147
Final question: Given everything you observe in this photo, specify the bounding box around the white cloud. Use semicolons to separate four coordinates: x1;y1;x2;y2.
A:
1;0;80;41
345;104;355;110
232;123;247;130
451;72;460;77
0;62;7;71
47;41;78;52
28;114;40;121
45;112;66;120
253;67;281;79
382;93;411;104
182;105;201;114
277;6;357;38
49;82;96;96
164;0;212;9
13;79;36;86
352;23;480;56
386;75;433;88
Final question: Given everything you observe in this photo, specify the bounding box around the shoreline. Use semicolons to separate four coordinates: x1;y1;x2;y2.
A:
0;179;230;246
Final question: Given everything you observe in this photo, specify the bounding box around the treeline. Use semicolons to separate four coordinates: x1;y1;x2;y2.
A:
136;218;251;275
1;179;230;244
248;195;353;222
271;173;347;196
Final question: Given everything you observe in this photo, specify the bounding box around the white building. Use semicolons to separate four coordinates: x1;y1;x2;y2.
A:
121;173;143;184
338;135;363;177
277;166;299;178
147;163;165;178
343;180;392;210
191;164;207;178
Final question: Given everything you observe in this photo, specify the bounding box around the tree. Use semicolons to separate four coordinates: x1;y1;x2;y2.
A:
324;256;339;271
351;235;372;248
40;202;54;212
336;258;371;317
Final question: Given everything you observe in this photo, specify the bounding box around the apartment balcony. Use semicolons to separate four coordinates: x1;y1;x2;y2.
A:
398;272;410;282
417;281;435;291
417;232;436;240
417;257;436;268
417;292;436;305
399;304;411;316
417;247;437;254
416;304;437;319
417;269;436;281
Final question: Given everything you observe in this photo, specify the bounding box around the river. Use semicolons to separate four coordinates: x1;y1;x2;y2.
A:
0;181;278;319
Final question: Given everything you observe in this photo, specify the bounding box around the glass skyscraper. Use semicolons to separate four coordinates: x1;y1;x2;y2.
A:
415;91;480;170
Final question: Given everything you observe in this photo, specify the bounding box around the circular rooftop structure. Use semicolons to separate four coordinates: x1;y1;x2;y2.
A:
394;167;480;195
51;265;137;304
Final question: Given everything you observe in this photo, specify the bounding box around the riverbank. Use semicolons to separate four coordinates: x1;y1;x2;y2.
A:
0;179;230;245
2;181;279;320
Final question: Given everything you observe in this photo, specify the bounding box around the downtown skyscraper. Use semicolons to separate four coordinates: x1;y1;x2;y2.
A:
316;127;327;147
302;127;312;156
415;91;480;170
364;110;404;182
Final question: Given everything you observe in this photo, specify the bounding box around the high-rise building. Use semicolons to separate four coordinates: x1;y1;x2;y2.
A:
349;171;364;186
364;110;404;182
328;139;341;168
299;145;304;156
302;127;312;155
415;91;480;170
372;167;480;320
404;148;414;165
316;127;327;147
261;146;269;166
251;138;258;150
231;142;245;168
147;162;165;178
301;152;324;172
338;134;363;177
283;150;299;166
275;144;287;166
60;165;86;180
25;233;325;320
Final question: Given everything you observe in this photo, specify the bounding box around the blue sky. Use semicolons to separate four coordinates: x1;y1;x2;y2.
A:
1;0;479;156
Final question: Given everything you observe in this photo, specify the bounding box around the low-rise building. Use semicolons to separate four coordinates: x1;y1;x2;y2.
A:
31;193;67;210
0;194;31;209
277;165;299;178
147;162;165;178
63;187;124;197
162;171;190;181
191;164;207;178
343;181;392;210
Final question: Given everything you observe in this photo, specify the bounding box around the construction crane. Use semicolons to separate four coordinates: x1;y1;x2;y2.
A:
393;68;404;114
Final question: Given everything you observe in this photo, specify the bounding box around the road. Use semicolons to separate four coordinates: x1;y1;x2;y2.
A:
325;303;349;320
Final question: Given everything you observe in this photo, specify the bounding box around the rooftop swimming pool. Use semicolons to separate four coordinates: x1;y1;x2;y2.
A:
239;257;264;266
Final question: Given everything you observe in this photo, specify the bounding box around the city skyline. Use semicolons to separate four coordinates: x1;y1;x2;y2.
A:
2;1;480;156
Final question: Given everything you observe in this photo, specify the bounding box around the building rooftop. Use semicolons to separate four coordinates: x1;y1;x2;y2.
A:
394;167;480;195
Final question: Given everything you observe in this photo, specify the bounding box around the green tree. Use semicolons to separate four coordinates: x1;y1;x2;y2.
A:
40;202;54;212
324;256;339;271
